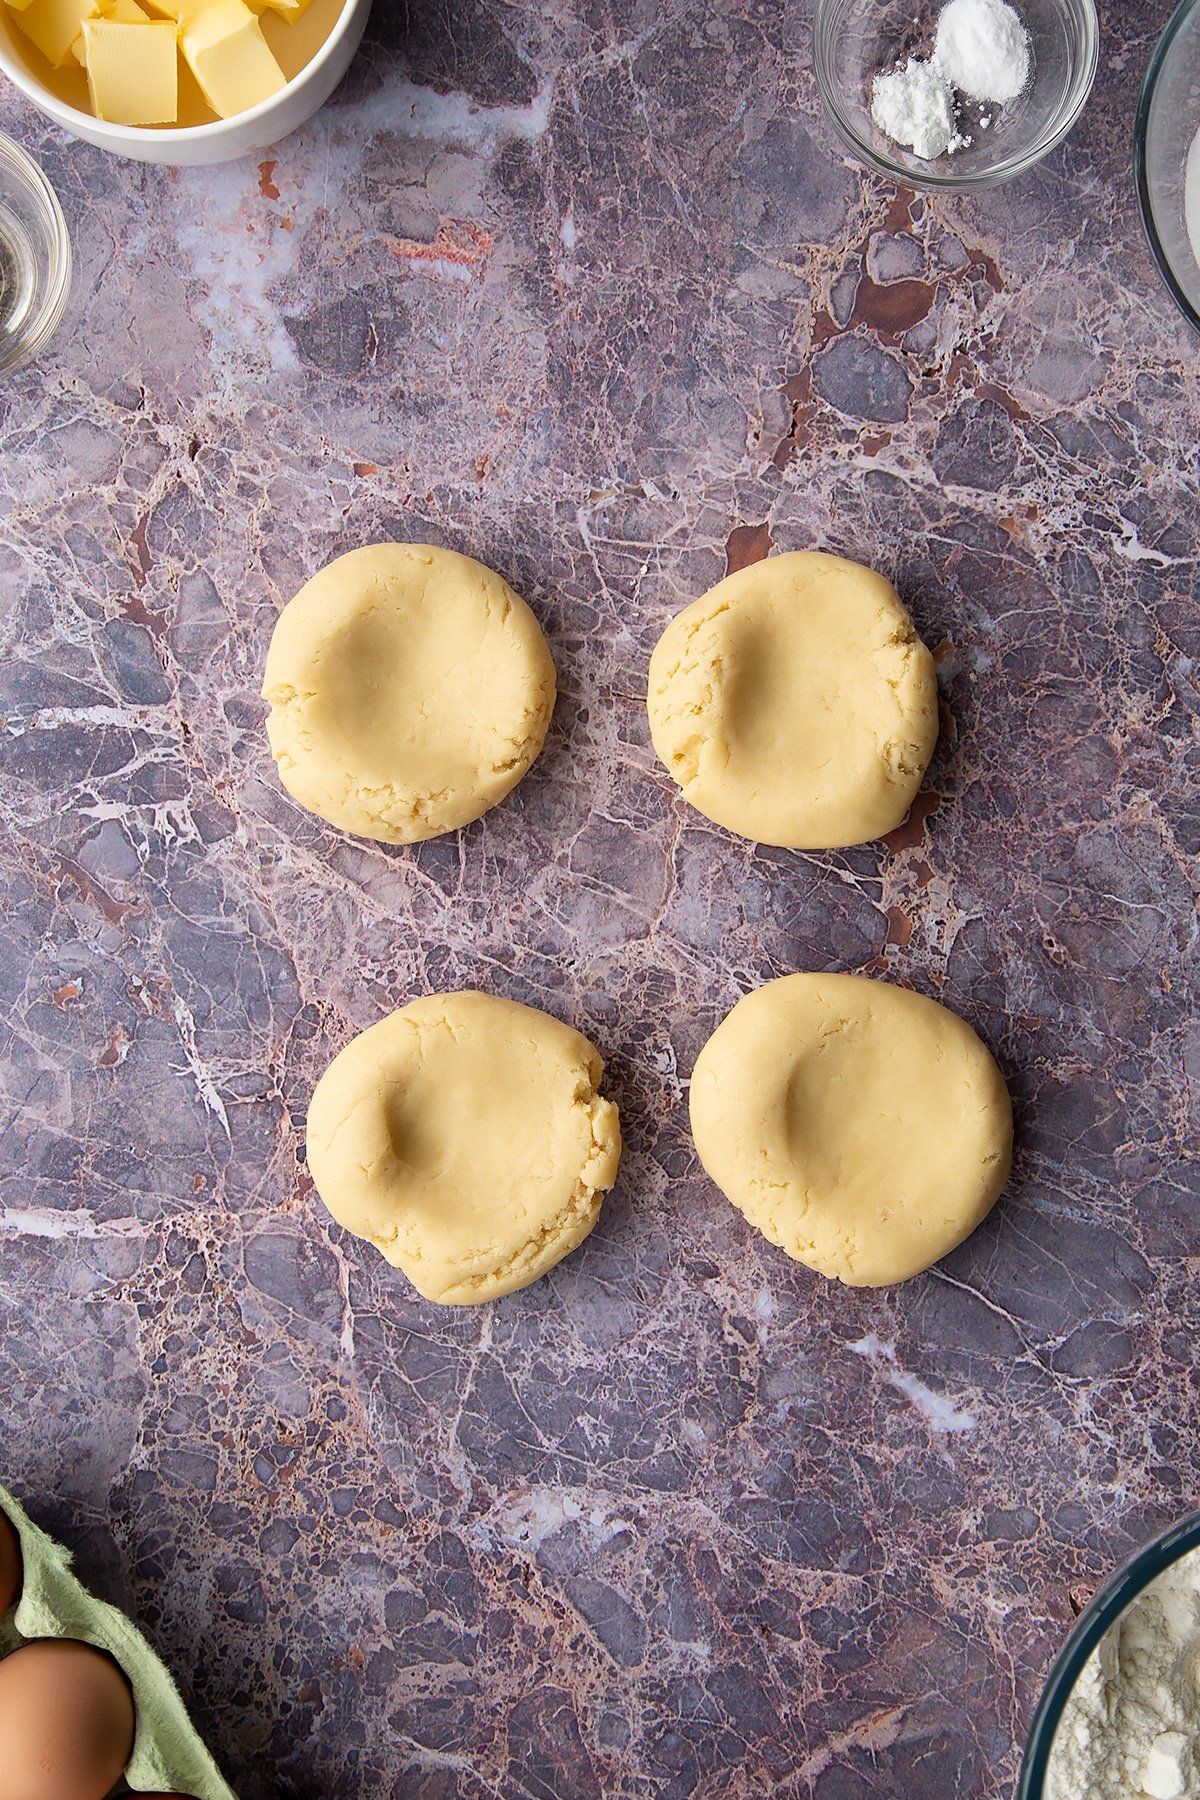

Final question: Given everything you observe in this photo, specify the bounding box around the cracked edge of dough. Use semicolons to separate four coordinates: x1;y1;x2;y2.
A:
427;1085;622;1304
307;997;622;1306
646;557;940;846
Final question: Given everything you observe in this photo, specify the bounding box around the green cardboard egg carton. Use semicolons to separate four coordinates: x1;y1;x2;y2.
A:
0;1481;238;1800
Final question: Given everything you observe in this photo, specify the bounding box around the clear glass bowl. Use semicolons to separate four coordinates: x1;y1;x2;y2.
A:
1019;1510;1200;1798
813;0;1099;189
0;130;70;375
1134;0;1200;334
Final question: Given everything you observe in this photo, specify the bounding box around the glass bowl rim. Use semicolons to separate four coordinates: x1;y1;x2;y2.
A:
1133;0;1200;336
0;128;71;376
812;0;1100;192
1018;1508;1200;1799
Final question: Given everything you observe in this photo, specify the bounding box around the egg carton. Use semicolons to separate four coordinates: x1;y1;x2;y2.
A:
0;1481;237;1800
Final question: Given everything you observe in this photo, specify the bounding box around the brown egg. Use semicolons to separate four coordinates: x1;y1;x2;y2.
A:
0;1637;135;1800
0;1510;21;1614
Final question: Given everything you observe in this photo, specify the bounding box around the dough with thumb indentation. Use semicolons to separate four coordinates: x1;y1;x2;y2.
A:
263;543;556;844
307;991;621;1304
647;550;937;850
690;972;1011;1285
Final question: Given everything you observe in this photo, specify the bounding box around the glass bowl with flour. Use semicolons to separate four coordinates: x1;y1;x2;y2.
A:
1135;0;1200;333
1021;1512;1200;1800
813;0;1097;187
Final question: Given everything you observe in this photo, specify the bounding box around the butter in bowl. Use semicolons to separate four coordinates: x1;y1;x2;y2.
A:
0;0;371;161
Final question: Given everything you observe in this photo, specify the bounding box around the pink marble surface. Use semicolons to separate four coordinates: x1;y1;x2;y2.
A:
0;2;1198;1795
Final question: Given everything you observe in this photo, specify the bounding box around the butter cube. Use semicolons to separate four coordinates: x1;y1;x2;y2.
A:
180;0;284;118
82;17;177;123
11;0;100;66
71;0;146;65
3;0;41;21
139;0;211;25
251;0;314;22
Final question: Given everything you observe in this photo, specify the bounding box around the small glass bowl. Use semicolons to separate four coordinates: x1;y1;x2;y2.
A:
1134;0;1200;334
0;130;70;376
1019;1510;1200;1798
813;0;1099;189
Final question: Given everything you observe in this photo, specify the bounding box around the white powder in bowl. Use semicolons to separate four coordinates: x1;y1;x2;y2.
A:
1046;1546;1200;1800
871;56;962;161
935;0;1031;104
868;0;1031;163
1186;121;1200;274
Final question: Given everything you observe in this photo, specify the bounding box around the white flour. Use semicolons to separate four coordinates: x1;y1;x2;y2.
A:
1186;122;1200;274
1046;1547;1200;1800
869;0;1031;162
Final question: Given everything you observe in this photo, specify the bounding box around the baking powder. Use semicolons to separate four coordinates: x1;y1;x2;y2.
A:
1046;1547;1200;1800
935;0;1031;104
869;0;1031;163
872;55;963;162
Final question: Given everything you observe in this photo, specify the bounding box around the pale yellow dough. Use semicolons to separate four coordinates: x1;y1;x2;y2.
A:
306;991;622;1305
647;551;938;850
263;544;557;844
690;973;1012;1286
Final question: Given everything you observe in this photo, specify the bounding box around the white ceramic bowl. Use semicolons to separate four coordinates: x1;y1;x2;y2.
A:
0;0;370;165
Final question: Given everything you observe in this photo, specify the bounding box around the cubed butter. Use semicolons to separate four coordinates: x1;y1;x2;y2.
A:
2;0;41;21
71;0;146;66
139;0;211;26
251;0;314;22
180;0;284;117
82;16;177;122
11;0;99;66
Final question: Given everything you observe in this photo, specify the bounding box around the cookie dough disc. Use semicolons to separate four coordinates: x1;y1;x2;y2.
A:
647;551;938;849
307;991;622;1305
690;973;1011;1286
263;544;557;843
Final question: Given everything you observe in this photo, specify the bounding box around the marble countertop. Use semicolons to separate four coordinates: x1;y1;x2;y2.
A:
1;1;1198;1795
